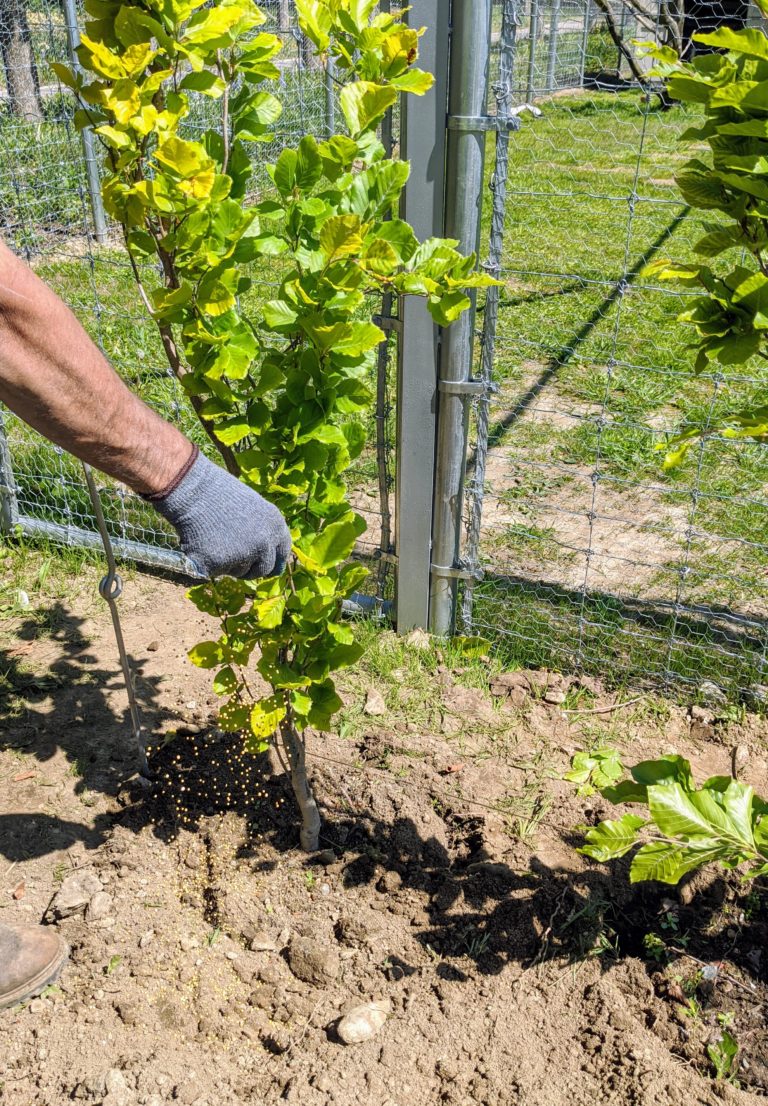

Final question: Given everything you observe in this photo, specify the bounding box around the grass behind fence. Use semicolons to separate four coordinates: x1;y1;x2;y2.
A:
473;90;768;698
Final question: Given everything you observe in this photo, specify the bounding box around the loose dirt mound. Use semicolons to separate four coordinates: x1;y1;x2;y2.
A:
1;572;766;1105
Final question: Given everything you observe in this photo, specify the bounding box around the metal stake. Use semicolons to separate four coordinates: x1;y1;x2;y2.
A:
527;0;540;102
429;0;493;635
82;464;148;776
61;0;108;245
546;0;562;92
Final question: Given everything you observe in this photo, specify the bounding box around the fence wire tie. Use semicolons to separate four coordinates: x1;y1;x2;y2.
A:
431;561;485;582
447;114;521;135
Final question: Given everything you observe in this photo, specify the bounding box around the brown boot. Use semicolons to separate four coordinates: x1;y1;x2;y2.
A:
0;923;68;1010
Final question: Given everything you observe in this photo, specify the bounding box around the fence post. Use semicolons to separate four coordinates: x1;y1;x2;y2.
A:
325;50;335;137
579;0;591;87
0;410;19;533
62;0;108;245
527;0;540;100
395;0;450;632
429;0;493;636
546;0;562;92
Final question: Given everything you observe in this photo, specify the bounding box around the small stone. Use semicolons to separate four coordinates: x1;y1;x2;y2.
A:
52;871;103;918
699;680;726;704
364;688;387;716
104;1070;128;1096
436;1060;459;1082
377;870;402;893
139;930;155;949
86;891;114;922
146;640;160;652
28;998;48;1015
544;688;567;705
287;937;339;985
315;849;336;867
405;628;431;651
733;745;750;776
247;931;277;953
180;936;200;952
690;705;711;722
312;1073;333;1093
336;999;391;1044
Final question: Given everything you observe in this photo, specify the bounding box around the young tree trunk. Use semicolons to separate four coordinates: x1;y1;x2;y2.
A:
0;0;43;122
280;720;321;852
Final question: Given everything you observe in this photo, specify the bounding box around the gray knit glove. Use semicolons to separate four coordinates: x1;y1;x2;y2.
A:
145;449;291;580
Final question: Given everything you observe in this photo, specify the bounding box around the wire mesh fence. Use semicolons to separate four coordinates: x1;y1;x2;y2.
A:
3;0;768;700
461;0;768;702
0;0;393;591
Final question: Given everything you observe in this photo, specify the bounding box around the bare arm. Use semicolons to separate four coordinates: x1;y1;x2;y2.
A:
0;240;191;496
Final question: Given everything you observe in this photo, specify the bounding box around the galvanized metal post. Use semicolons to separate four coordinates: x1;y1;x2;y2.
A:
325;50;335;137
395;0;450;632
579;0;591;88
0;409;19;533
62;0;108;245
429;0;493;636
527;0;540;101
546;0;562;91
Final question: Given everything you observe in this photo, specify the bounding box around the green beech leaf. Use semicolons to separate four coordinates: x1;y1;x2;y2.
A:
296;135;323;190
340;81;397;137
188;641;225;669
213;666;239;695
218;699;249;732
306;513;367;569
579;814;647;862
630;841;726;884
249;696;285;740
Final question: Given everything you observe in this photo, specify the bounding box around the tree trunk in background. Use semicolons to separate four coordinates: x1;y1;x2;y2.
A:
0;0;43;121
278;0;291;31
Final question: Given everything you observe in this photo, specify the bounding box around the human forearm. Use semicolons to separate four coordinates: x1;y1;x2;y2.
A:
0;241;190;495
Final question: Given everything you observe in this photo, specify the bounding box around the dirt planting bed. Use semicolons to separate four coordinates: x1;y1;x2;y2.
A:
1;569;767;1106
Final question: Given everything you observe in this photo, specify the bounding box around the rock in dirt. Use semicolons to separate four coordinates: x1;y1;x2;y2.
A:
544;688;567;705
286;937;339;985
336;999;391;1044
51;871;103;919
247;931;277;952
699;680;726;704
86;891;114;922
364;688;387;716
732;744;750;776
146;640;160;652
405;628;431;651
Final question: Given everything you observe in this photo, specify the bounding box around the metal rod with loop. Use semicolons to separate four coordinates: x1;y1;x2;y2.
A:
81;464;148;777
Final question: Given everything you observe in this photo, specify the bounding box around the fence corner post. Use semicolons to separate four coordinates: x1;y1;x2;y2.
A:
395;0;451;633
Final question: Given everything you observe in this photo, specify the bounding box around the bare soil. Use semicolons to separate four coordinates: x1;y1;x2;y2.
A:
1;569;767;1106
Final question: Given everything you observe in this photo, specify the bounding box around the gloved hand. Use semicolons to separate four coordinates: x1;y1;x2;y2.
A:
145;448;291;580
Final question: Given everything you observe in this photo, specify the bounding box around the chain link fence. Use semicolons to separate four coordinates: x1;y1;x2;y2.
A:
461;0;768;702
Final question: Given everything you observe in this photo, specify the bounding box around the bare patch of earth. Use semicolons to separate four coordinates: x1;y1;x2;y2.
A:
1;570;767;1106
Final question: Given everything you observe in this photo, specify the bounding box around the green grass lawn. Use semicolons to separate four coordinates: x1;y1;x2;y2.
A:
475;90;768;699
